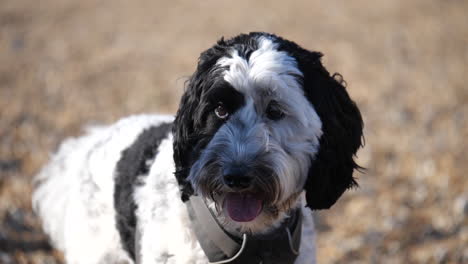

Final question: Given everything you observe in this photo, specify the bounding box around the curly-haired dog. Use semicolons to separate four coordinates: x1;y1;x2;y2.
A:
33;32;364;264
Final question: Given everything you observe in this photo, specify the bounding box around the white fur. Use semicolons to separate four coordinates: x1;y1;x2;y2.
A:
133;135;206;264
33;114;317;263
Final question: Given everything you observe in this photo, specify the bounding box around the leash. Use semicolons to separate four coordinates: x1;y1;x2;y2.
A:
209;234;247;264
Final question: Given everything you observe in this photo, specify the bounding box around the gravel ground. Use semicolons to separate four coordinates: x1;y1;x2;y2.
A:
1;0;467;263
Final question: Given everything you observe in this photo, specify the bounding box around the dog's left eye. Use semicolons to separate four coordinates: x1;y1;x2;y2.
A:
215;104;229;119
266;101;285;121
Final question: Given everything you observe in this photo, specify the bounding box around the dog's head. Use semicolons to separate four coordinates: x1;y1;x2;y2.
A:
173;32;363;233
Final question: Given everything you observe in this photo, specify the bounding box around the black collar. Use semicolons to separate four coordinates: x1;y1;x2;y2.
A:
186;196;302;264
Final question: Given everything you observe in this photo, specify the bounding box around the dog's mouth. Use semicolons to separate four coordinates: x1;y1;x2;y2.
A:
223;192;263;222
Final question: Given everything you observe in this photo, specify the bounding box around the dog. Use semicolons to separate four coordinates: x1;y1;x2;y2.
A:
32;32;364;264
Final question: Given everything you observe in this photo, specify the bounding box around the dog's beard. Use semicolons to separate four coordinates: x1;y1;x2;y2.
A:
190;159;302;234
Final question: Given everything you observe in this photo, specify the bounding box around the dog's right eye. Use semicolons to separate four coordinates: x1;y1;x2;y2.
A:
215;104;229;119
266;100;285;121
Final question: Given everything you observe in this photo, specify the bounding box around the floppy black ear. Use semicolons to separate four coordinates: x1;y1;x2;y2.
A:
173;39;230;201
172;78;199;201
282;45;364;209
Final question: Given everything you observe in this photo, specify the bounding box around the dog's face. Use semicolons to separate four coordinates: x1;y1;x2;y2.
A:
173;32;363;233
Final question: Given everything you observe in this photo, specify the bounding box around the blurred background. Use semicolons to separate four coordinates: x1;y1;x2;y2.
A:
1;0;467;263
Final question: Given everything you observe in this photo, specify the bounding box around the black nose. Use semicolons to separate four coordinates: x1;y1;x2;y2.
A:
223;174;252;190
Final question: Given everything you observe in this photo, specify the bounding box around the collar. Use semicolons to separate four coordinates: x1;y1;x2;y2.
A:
186;195;302;264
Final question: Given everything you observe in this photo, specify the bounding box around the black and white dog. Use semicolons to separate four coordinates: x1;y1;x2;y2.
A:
33;32;363;264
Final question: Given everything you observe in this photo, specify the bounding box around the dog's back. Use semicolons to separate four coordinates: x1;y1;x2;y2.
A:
32;115;173;264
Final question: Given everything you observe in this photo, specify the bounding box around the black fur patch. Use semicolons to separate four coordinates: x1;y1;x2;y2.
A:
274;34;364;209
114;123;172;259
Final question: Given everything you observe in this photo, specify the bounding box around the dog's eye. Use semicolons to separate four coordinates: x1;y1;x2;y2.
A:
215;104;229;119
266;101;285;120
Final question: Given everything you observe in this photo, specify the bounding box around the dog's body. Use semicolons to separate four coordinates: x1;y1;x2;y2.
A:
33;115;316;263
33;33;363;264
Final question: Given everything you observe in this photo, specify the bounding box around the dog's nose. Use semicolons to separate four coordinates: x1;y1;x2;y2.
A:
223;174;252;190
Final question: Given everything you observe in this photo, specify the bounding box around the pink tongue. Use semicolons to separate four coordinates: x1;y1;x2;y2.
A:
224;193;262;222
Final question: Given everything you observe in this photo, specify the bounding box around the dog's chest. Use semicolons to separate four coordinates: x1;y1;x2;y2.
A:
130;136;208;263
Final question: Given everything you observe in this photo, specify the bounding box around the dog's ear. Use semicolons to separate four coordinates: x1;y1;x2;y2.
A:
289;48;364;209
172;77;199;201
173;43;228;201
